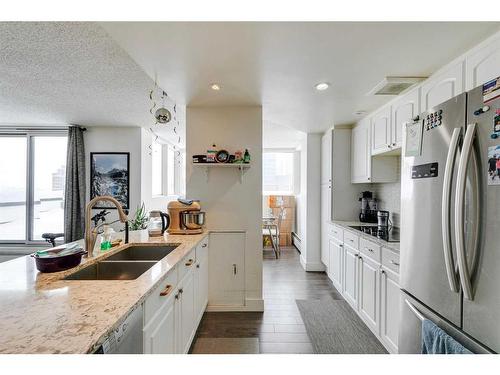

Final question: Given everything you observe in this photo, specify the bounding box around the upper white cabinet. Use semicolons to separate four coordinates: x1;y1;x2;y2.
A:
321;130;332;185
420;62;464;111
371;106;392;155
466;35;500;90
351;118;371;183
391;89;419;149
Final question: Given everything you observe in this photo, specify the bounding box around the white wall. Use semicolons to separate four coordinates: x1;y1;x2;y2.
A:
298;133;322;271
186;106;263;311
84;126;142;230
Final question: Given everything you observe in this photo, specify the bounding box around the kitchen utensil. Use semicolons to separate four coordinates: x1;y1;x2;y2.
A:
148;210;170;237
167;199;205;234
180;211;206;230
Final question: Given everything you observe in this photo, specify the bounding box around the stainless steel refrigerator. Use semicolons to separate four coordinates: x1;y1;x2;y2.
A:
399;79;500;354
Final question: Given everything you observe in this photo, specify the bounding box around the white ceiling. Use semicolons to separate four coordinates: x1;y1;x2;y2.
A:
0;22;183;145
102;22;500;133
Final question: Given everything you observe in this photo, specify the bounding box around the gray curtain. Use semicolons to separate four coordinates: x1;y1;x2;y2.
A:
64;126;86;242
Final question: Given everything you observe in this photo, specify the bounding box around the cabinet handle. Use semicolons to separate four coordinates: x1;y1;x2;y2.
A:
185;259;194;267
365;247;374;253
202;243;207;248
392;143;396;146
339;244;344;247
381;269;386;275
390;260;400;266
175;293;180;300
196;264;200;269
233;264;237;275
387;145;391;148
160;284;173;297
354;254;359;258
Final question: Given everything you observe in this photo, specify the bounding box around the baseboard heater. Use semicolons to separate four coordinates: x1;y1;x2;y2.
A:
291;232;301;253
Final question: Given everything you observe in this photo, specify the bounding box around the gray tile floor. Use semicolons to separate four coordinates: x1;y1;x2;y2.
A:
190;246;340;354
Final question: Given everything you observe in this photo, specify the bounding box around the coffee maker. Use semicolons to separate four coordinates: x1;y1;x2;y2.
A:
167;199;206;235
359;191;378;223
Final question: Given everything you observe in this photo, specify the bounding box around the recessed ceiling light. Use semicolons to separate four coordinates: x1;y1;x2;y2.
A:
211;83;221;91
315;82;330;91
354;110;366;116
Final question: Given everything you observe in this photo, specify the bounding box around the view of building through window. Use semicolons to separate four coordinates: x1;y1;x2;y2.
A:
263;152;295;194
0;135;67;242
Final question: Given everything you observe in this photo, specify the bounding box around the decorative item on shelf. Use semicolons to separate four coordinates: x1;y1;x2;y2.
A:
206;143;218;163
234;150;243;163
215;149;230;163
243;148;251;163
192;154;207;163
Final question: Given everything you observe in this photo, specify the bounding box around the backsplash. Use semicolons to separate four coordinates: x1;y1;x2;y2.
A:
371;158;401;228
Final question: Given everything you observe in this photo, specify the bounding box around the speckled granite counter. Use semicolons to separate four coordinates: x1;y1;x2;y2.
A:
0;230;208;354
329;220;400;252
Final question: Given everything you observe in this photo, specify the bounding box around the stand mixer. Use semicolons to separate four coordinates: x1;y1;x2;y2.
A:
167;199;205;234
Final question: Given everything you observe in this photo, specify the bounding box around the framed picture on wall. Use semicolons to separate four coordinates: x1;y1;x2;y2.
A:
90;152;130;209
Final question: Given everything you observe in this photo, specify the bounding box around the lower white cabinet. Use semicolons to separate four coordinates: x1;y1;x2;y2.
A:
343;245;359;310
380;267;400;353
143;239;209;354
358;254;380;335
328;237;343;292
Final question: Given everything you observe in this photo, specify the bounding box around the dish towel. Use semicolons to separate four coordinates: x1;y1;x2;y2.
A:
421;319;472;354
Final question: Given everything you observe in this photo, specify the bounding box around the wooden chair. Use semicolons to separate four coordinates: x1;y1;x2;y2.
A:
262;207;286;259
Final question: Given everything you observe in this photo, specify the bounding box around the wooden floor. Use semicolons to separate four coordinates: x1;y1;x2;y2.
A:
191;246;342;354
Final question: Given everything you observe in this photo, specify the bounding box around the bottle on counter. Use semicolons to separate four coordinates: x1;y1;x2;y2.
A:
100;224;114;250
206;143;218;163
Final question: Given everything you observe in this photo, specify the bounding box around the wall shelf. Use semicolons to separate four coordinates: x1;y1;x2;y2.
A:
192;163;251;183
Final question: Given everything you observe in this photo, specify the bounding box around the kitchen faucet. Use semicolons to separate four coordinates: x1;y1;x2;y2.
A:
85;196;129;257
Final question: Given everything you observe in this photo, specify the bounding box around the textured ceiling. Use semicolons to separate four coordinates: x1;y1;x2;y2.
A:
0;22;183;144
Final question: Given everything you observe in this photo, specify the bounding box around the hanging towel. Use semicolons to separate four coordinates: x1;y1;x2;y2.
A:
421;319;472;354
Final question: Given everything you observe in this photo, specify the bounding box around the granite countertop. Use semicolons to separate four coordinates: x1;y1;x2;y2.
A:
0;230;208;354
329;220;400;252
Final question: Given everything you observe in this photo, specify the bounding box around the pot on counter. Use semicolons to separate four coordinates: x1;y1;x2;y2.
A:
32;249;87;273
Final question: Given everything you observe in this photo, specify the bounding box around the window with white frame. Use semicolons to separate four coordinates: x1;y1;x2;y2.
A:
263;150;297;195
151;139;180;197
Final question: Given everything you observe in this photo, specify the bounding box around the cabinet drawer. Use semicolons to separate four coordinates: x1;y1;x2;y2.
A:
360;238;381;263
382;247;400;274
343;230;359;250
178;248;196;281
144;268;178;323
329;224;343;242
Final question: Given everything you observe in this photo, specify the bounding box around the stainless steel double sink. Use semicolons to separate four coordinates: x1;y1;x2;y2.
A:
64;245;180;281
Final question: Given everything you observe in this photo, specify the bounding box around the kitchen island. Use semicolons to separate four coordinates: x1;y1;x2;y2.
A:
0;230;208;354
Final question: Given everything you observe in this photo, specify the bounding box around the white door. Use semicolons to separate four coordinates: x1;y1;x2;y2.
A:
380;267;400;353
351;119;371;183
343;245;358;309
208;232;245;306
179;270;195;353
143;295;176;354
391;89;419;149
328;238;343;292
358;255;380;335
321;130;332;185
421;62;464;111
371;107;391;155
466;36;500;90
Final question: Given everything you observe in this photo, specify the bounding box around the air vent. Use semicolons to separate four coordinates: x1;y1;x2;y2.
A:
367;77;426;96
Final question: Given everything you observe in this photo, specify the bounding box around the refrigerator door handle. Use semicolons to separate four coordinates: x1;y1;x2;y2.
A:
441;127;461;293
405;299;425;322
455;123;477;301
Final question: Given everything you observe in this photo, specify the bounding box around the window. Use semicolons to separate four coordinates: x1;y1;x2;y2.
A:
151;140;179;197
263;151;296;195
0;132;67;243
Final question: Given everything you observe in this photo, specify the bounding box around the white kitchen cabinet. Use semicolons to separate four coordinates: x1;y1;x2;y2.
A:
466;35;500;90
371;106;392;155
380;267;400;354
321;219;331;269
328;237;343;292
321;130;332;185
343;244;359;310
351;118;371;183
391;88;419;150
208;232;245;307
358;254;380;335
178;267;195;354
421;61;464;111
143;289;176;354
194;239;209;322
